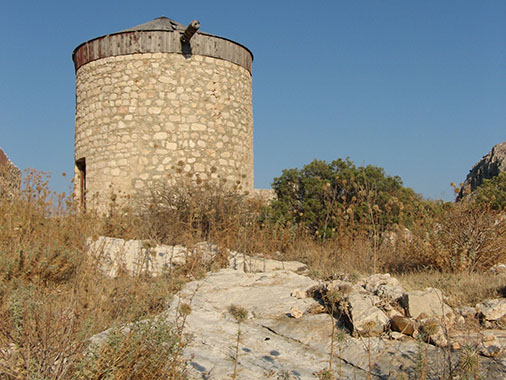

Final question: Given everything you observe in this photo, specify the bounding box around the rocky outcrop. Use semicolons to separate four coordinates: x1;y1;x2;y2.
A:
88;237;506;379
457;142;506;201
401;288;454;321
0;147;21;198
87;237;307;277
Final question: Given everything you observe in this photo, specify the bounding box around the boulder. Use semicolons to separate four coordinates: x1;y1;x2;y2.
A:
401;288;454;322
479;334;503;357
390;315;417;336
457;141;506;200
476;299;506;322
87;236;196;277
360;273;406;301
418;318;448;347
345;292;389;336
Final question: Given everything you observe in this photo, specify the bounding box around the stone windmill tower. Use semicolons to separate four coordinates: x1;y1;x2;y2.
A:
72;17;254;210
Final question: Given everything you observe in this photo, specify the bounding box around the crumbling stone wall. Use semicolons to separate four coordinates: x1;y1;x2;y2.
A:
74;52;253;210
0;148;21;197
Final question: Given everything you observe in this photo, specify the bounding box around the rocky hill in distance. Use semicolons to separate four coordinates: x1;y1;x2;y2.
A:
457;142;506;201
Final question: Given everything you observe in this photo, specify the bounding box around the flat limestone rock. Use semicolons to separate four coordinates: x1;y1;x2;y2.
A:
402;288;454;321
87;237;307;278
163;269;341;379
228;251;307;273
87;245;506;379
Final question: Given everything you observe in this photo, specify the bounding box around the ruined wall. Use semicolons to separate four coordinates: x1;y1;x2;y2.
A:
0;148;21;198
74;52;253;210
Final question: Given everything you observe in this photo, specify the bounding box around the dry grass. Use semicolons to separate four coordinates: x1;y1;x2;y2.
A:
0;171;187;379
137;179;293;257
401;203;506;273
0;170;504;379
75;318;187;380
397;271;506;307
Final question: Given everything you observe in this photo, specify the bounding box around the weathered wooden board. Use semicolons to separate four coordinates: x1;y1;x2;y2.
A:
73;31;253;73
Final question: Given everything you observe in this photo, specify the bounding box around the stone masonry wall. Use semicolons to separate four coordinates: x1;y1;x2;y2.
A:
0;148;21;198
74;52;253;210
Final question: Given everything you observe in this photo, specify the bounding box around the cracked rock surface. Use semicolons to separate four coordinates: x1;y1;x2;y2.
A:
162;266;505;379
88;238;506;379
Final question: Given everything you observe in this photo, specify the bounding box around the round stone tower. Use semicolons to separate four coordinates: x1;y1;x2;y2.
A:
73;17;253;210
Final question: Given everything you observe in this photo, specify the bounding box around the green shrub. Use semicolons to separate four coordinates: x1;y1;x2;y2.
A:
268;158;421;238
473;172;506;210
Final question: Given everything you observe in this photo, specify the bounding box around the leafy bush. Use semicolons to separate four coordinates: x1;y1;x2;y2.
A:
473;172;506;210
268;158;421;238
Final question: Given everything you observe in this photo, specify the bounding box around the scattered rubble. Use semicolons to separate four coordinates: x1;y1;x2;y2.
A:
359;273;405;301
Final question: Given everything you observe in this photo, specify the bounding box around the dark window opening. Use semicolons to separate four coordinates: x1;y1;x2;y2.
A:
76;158;86;210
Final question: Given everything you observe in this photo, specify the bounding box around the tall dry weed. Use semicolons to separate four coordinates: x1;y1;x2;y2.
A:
401;203;506;273
137;179;293;257
0;171;186;379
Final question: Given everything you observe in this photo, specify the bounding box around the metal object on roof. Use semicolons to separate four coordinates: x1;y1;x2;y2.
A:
72;16;253;73
181;20;200;44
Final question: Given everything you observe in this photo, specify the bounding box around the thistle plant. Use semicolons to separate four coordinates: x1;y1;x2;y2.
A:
168;302;192;374
324;290;341;372
457;344;481;380
228;304;248;380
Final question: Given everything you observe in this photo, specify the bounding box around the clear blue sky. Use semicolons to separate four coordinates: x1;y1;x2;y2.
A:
1;1;504;200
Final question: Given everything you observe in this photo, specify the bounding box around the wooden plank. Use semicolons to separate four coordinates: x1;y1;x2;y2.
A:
74;31;252;73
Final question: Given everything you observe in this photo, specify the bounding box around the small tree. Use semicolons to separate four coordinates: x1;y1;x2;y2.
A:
269;158;421;238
